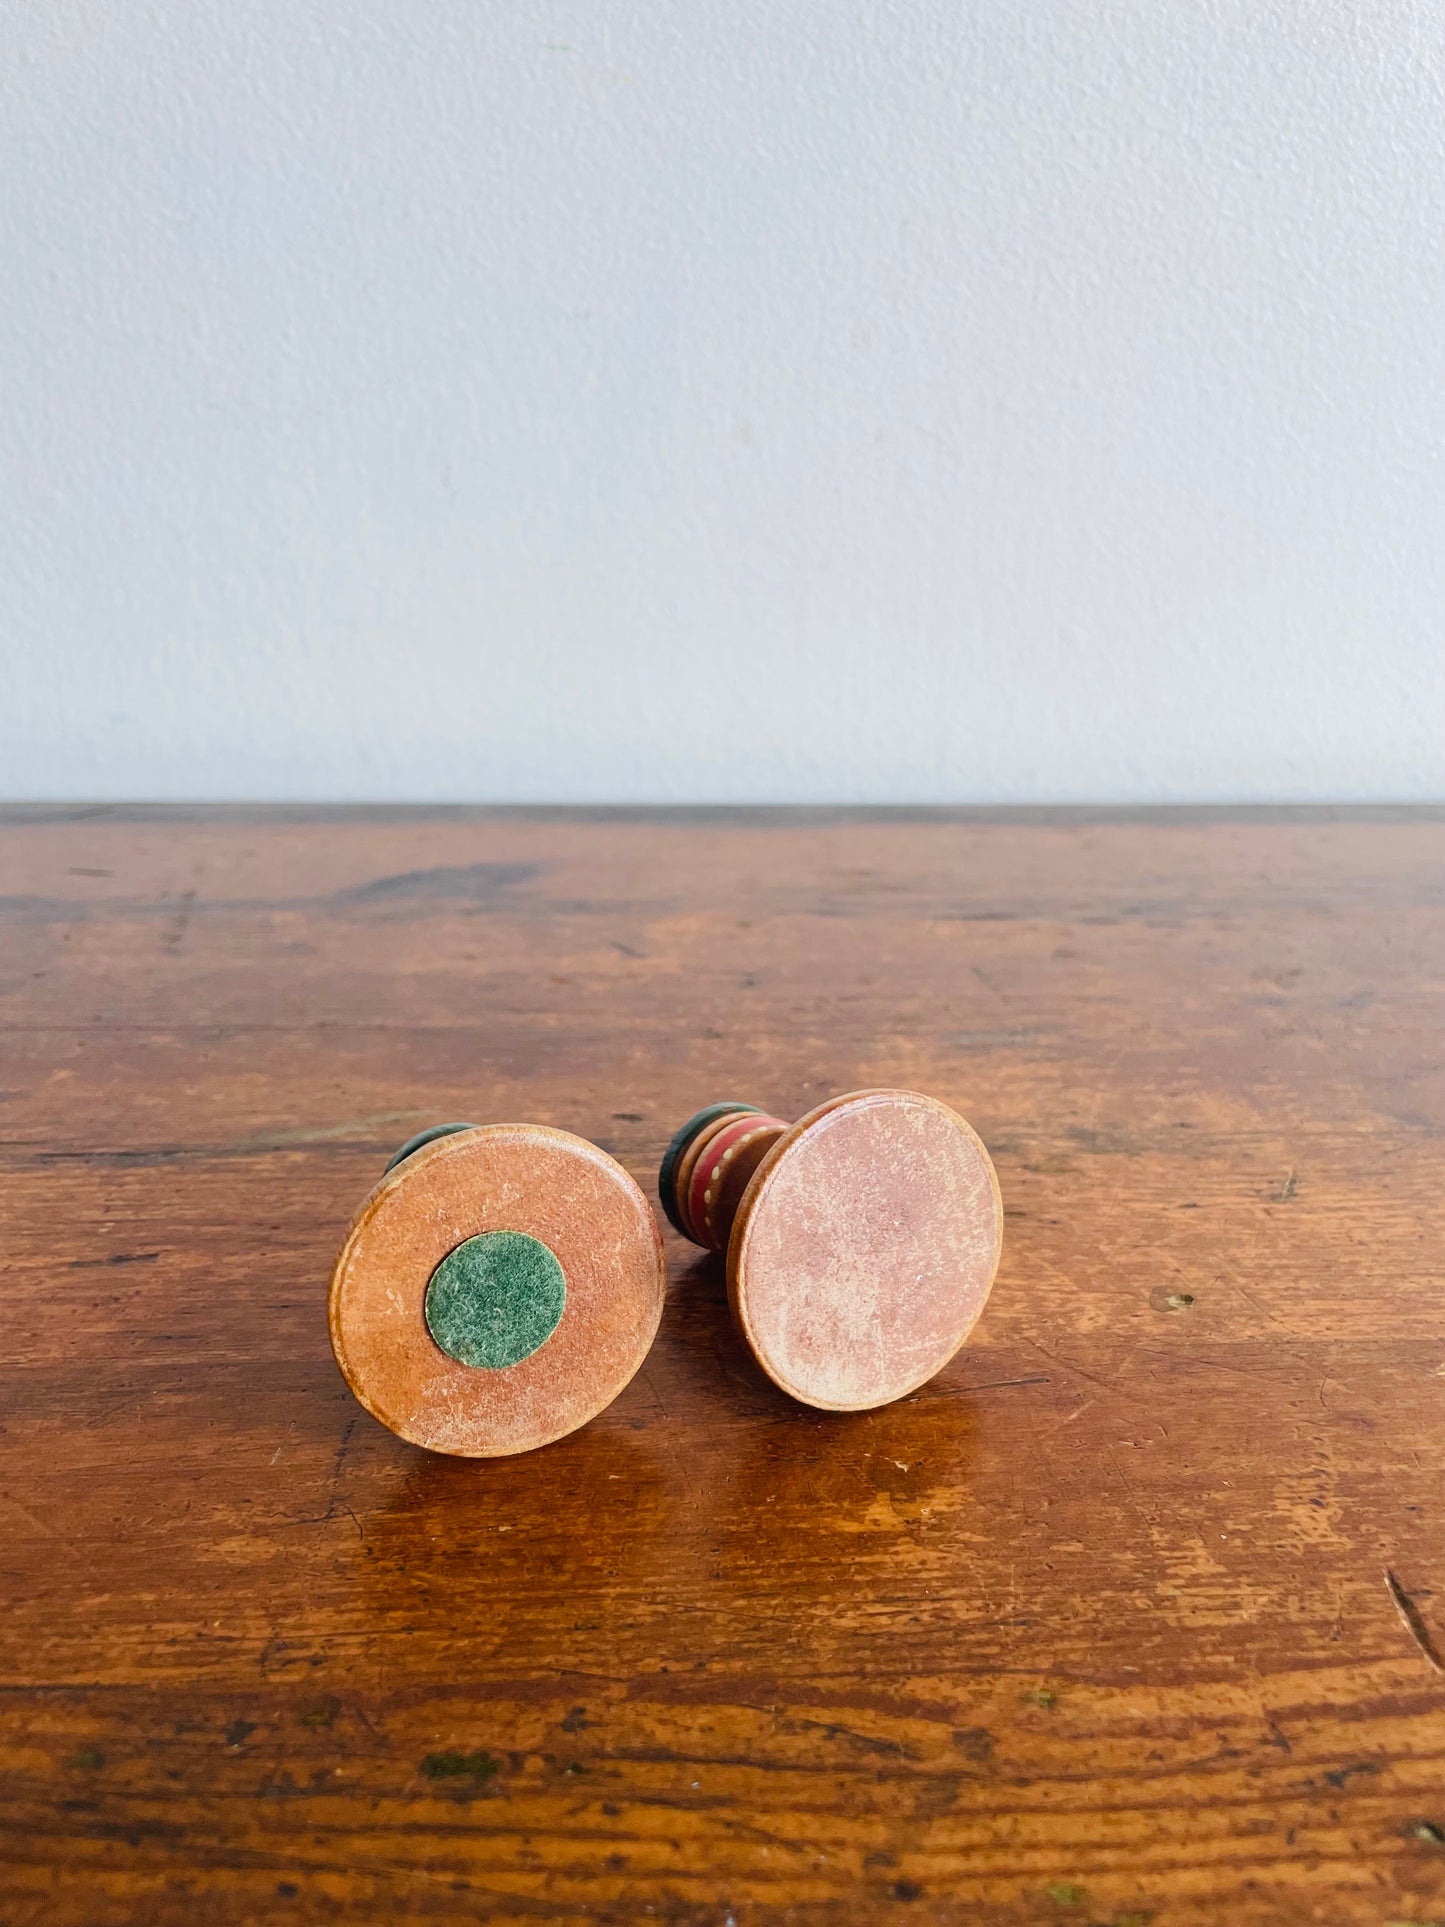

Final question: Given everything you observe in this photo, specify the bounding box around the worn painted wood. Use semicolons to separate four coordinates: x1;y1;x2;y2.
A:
665;1091;1004;1412
330;1123;665;1456
1;805;1443;1926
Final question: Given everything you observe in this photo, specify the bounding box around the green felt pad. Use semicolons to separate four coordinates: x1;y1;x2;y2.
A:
424;1231;566;1371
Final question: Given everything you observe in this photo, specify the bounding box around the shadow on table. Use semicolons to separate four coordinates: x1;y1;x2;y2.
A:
351;1249;988;1650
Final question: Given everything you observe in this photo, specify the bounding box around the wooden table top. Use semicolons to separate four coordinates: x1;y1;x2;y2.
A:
2;806;1443;1926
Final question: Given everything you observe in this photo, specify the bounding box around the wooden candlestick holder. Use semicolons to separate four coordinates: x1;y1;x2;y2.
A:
329;1122;665;1457
660;1090;1003;1412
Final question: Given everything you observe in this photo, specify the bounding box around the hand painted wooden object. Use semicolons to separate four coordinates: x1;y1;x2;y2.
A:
330;1122;665;1456
660;1089;1003;1411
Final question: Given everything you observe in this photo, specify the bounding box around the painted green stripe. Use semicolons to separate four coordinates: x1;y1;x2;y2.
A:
657;1102;761;1234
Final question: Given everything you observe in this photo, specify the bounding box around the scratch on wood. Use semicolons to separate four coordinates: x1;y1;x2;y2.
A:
324;1418;358;1519
1023;1331;1118;1393
923;1375;1050;1401
0;1492;83;1562
285;1419;362;1534
635;1366;669;1422
1385;1568;1445;1675
965;1374;1049;1394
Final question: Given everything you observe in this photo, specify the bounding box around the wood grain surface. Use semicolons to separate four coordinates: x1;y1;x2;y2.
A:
1;805;1443;1926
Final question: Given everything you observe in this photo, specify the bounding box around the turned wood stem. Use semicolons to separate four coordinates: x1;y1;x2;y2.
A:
660;1102;790;1253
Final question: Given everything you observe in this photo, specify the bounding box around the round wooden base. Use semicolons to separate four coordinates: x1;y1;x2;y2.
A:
329;1124;665;1456
725;1089;1003;1411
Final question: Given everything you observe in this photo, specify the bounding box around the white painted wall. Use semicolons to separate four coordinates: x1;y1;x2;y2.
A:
2;0;1441;803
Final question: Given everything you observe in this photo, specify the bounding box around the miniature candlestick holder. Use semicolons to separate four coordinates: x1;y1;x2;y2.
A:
659;1090;1003;1412
330;1122;665;1457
